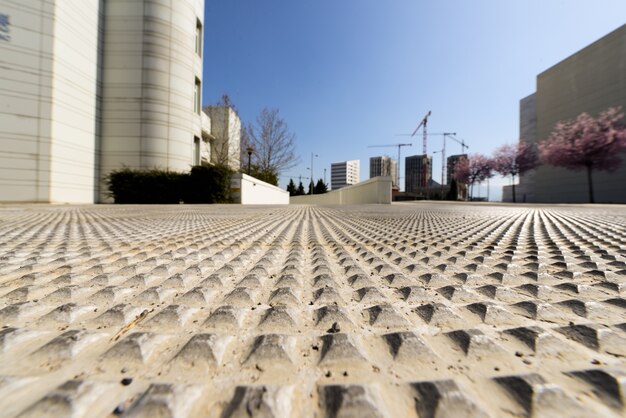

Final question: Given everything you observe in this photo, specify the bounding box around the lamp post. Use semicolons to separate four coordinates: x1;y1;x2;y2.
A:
311;153;318;194
246;146;253;175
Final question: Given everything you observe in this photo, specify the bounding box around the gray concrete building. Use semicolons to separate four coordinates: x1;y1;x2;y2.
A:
369;156;398;188
0;0;208;203
446;154;467;185
505;24;626;203
405;154;431;193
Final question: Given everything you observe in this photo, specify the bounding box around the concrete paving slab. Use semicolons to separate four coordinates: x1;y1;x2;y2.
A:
0;202;625;417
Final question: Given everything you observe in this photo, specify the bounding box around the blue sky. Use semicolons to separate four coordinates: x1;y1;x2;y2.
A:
202;1;626;200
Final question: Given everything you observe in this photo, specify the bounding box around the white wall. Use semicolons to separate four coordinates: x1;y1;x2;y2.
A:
231;173;289;205
0;0;100;203
290;176;392;205
205;106;241;171
0;0;54;202
49;0;101;202
0;0;206;203
98;0;204;201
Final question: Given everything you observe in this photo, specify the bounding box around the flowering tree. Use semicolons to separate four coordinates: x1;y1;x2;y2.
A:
539;107;626;203
454;154;493;200
492;142;539;203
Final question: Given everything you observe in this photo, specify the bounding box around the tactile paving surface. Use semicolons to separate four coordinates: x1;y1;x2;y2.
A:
0;203;625;417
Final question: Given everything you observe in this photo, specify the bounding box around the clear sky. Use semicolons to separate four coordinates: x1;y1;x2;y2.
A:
202;1;626;200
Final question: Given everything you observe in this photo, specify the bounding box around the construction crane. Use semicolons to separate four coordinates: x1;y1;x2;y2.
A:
437;133;456;186
448;135;469;154
443;135;469;185
368;143;412;188
411;111;431;155
433;148;445;199
399;132;468;185
411;111;431;187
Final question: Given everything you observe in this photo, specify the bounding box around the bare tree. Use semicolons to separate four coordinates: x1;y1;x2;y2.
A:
207;124;239;168
203;93;241;170
217;93;237;111
244;108;300;178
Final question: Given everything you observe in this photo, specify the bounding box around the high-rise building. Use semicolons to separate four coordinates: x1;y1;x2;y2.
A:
506;24;626;203
0;0;207;203
331;160;360;190
447;154;468;184
369;156;398;187
405;155;432;193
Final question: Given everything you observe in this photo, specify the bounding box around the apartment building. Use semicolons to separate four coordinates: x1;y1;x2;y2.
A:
331;160;360;190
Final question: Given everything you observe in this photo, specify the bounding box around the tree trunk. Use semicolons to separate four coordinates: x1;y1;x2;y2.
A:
511;175;516;203
586;165;594;203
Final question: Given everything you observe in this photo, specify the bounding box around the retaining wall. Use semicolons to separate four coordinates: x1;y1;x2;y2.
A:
290;176;392;205
231;173;289;205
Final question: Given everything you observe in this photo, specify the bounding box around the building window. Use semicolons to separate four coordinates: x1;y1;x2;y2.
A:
194;78;201;114
193;136;201;166
195;19;202;57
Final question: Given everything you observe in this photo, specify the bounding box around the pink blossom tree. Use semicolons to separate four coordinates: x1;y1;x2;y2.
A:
454;154;493;200
492;142;539;203
539;107;626;203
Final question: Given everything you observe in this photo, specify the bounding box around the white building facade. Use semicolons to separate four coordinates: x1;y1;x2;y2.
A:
331;160;360;190
202;106;241;171
0;0;206;203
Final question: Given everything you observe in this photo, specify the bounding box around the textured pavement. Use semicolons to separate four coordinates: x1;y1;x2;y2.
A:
0;202;625;417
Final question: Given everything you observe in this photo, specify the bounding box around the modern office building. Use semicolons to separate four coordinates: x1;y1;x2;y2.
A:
369;156;398;188
504;23;626;203
0;0;209;203
405;155;432;193
331;160;360;190
447;154;468;185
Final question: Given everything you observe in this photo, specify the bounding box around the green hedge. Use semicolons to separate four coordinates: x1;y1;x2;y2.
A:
106;166;232;204
185;165;232;203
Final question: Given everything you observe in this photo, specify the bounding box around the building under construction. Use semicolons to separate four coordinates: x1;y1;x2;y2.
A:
447;154;468;184
405;155;432;193
370;156;398;189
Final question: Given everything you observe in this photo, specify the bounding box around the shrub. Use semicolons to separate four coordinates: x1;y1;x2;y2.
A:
106;166;232;204
184;165;232;203
445;179;458;201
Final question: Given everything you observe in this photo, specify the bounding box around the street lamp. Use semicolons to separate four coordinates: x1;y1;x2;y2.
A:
246;146;253;175
311;153;318;194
